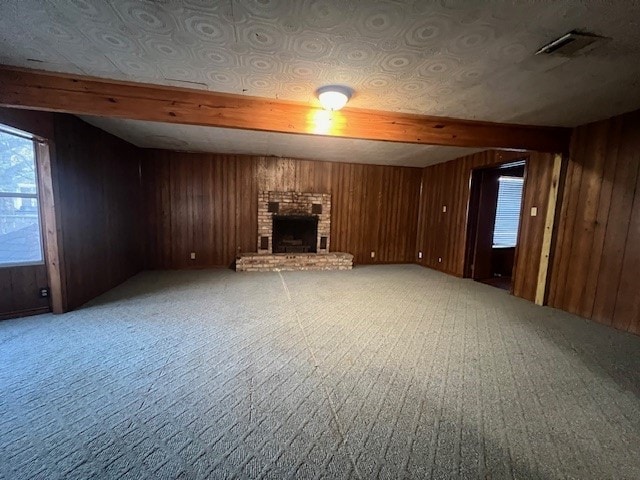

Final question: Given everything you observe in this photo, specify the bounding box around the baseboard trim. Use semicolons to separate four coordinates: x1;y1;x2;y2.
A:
0;306;51;321
414;262;464;278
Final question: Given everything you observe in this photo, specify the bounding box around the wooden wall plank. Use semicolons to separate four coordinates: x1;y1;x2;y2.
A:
613;166;640;333
236;155;257;255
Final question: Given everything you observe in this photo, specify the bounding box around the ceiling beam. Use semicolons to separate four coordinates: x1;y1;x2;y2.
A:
0;66;570;152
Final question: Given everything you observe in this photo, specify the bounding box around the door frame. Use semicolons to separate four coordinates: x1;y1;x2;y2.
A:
463;157;529;290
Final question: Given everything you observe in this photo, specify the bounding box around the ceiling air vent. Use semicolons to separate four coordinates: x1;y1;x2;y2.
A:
535;30;606;56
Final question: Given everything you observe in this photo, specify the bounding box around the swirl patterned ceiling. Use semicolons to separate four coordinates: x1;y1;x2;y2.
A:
1;0;640;166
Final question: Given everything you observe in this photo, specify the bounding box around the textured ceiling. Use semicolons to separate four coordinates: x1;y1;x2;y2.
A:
2;0;640;166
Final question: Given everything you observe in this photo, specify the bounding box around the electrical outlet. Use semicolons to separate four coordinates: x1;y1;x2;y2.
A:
442;205;447;213
531;206;538;217
39;287;49;298
418;251;423;259
438;257;442;263
370;251;375;258
190;252;196;260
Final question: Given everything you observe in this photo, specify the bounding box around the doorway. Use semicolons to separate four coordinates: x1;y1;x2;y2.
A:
464;160;526;292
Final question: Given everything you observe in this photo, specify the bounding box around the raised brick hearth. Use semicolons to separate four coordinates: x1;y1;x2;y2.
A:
236;252;353;272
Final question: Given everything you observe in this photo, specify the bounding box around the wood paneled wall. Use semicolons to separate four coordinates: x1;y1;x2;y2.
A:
0;266;49;319
415;150;556;302
142;151;422;268
548;110;640;334
514;152;557;302
54;115;143;310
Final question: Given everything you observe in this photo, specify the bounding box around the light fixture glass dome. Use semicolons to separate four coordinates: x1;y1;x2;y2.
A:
316;85;352;111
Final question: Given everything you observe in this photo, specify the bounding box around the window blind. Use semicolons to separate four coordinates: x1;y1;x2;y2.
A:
493;176;524;248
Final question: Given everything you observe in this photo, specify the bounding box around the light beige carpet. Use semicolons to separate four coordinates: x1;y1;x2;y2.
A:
1;265;639;479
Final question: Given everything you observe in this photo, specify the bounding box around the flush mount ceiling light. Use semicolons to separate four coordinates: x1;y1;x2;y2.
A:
316;85;353;111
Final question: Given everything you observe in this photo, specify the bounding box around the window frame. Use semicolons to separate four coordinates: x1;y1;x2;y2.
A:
0;125;46;268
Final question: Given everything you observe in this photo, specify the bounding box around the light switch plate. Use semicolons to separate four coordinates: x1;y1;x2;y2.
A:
531;207;538;217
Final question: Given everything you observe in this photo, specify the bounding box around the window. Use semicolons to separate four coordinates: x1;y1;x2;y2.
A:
492;176;524;248
0;127;44;266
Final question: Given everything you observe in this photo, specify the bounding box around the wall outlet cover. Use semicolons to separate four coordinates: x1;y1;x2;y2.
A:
190;252;196;260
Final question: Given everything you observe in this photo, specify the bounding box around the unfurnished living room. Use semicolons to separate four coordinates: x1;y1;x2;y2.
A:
1;1;639;479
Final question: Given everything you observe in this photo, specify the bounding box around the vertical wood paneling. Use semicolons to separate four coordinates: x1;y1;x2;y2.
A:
578;118;622;316
613;166;640;333
415;149;555;302
513;151;554;301
562;121;609;313
235;155;257;255
549;110;640;334
0;266;49;318
142;152;422;268
54;115;143;310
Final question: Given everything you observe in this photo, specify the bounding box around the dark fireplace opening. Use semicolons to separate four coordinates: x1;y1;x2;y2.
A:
272;215;318;253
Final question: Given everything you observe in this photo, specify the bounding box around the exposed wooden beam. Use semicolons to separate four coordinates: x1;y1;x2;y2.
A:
0;66;571;152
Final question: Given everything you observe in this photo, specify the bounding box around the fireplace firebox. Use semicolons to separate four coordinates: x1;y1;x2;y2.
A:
272;215;318;253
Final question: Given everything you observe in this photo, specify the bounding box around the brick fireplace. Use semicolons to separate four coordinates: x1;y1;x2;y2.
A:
236;191;353;272
257;191;331;254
